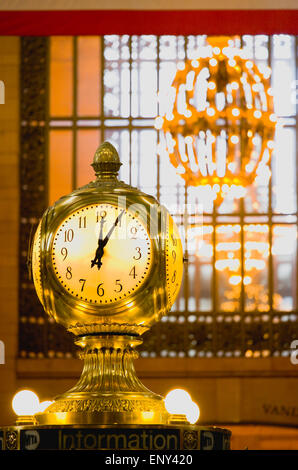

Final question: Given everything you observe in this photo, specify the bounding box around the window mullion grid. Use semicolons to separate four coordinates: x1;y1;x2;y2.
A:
72;37;78;190
183;35;190;355
156;36;161;202
100;36;105;143
268;35;274;355
239;36;245;357
129;35;133;186
295;36;298;315
44;37;51;356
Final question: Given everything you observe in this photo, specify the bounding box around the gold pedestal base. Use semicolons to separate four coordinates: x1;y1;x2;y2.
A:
37;334;170;426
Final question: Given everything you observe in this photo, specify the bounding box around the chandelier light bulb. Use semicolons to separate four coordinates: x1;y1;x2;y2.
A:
184;110;192;118
230;135;239;144
184;136;193;144
12;390;40;417
232;108;240;117
207;107;216;117
231;82;239;90
154;116;164;130
191;59;199;68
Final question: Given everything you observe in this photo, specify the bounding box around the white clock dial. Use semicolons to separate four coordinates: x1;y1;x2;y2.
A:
51;204;152;305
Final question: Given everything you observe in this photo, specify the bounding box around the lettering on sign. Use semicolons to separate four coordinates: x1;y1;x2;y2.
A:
263;404;298;418
23;430;40;450
58;429;179;450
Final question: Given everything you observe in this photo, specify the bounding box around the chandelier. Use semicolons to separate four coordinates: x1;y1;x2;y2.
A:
155;37;277;205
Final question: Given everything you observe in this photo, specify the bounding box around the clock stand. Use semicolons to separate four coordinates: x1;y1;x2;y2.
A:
1;143;231;451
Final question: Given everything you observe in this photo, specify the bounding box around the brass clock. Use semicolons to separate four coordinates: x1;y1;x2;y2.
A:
31;142;184;426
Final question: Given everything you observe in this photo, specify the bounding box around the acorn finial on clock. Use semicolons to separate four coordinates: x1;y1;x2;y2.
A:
91;141;122;179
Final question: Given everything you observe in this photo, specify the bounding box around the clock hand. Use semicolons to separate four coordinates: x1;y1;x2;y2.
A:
91;218;106;270
102;210;125;248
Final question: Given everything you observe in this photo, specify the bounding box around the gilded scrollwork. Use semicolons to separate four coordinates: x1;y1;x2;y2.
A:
46;397;164;414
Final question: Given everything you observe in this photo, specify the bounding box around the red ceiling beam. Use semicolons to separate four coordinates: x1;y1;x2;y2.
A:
0;10;297;36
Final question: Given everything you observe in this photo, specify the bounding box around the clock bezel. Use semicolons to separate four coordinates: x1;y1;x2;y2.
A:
41;191;161;318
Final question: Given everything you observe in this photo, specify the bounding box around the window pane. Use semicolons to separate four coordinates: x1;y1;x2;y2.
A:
273;225;297;311
77;130;101;187
131;129;157;195
272;126;296;214
131;36;158;117
104;36;130;117
50;37;73;116
49;130;73;205
77;37;101;117
272;35;295;116
189;225;213;311
103;129;130;183
244;224;269;312
215;225;241;312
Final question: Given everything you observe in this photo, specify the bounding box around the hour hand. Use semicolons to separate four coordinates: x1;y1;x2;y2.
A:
91;242;104;270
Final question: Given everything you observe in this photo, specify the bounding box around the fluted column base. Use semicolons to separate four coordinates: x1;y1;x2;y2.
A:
36;335;168;426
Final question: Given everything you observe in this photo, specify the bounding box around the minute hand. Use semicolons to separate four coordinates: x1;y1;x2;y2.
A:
102;210;125;247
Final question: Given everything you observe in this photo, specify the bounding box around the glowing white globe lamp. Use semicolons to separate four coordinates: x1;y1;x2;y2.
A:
164;388;192;415
38;401;54;413
12;390;40;425
185;400;200;424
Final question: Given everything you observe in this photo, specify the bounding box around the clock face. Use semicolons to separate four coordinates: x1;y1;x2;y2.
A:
51;204;153;305
165;215;184;306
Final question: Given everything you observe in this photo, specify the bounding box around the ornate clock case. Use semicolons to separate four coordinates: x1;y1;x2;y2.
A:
31;142;184;425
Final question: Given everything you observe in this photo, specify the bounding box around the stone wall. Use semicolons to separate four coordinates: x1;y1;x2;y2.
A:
0;36;19;426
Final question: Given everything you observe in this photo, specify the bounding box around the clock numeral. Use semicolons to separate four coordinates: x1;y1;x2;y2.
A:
79;216;86;228
114;279;123;293
171;270;177;283
133;247;142;260
66;266;72;280
130;226;138;239
129;266;137;279
61;247;68;261
171;233;177;247
79;278;86;292
172;250;176;263
64;229;74;242
97;283;104;297
97;210;107;222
